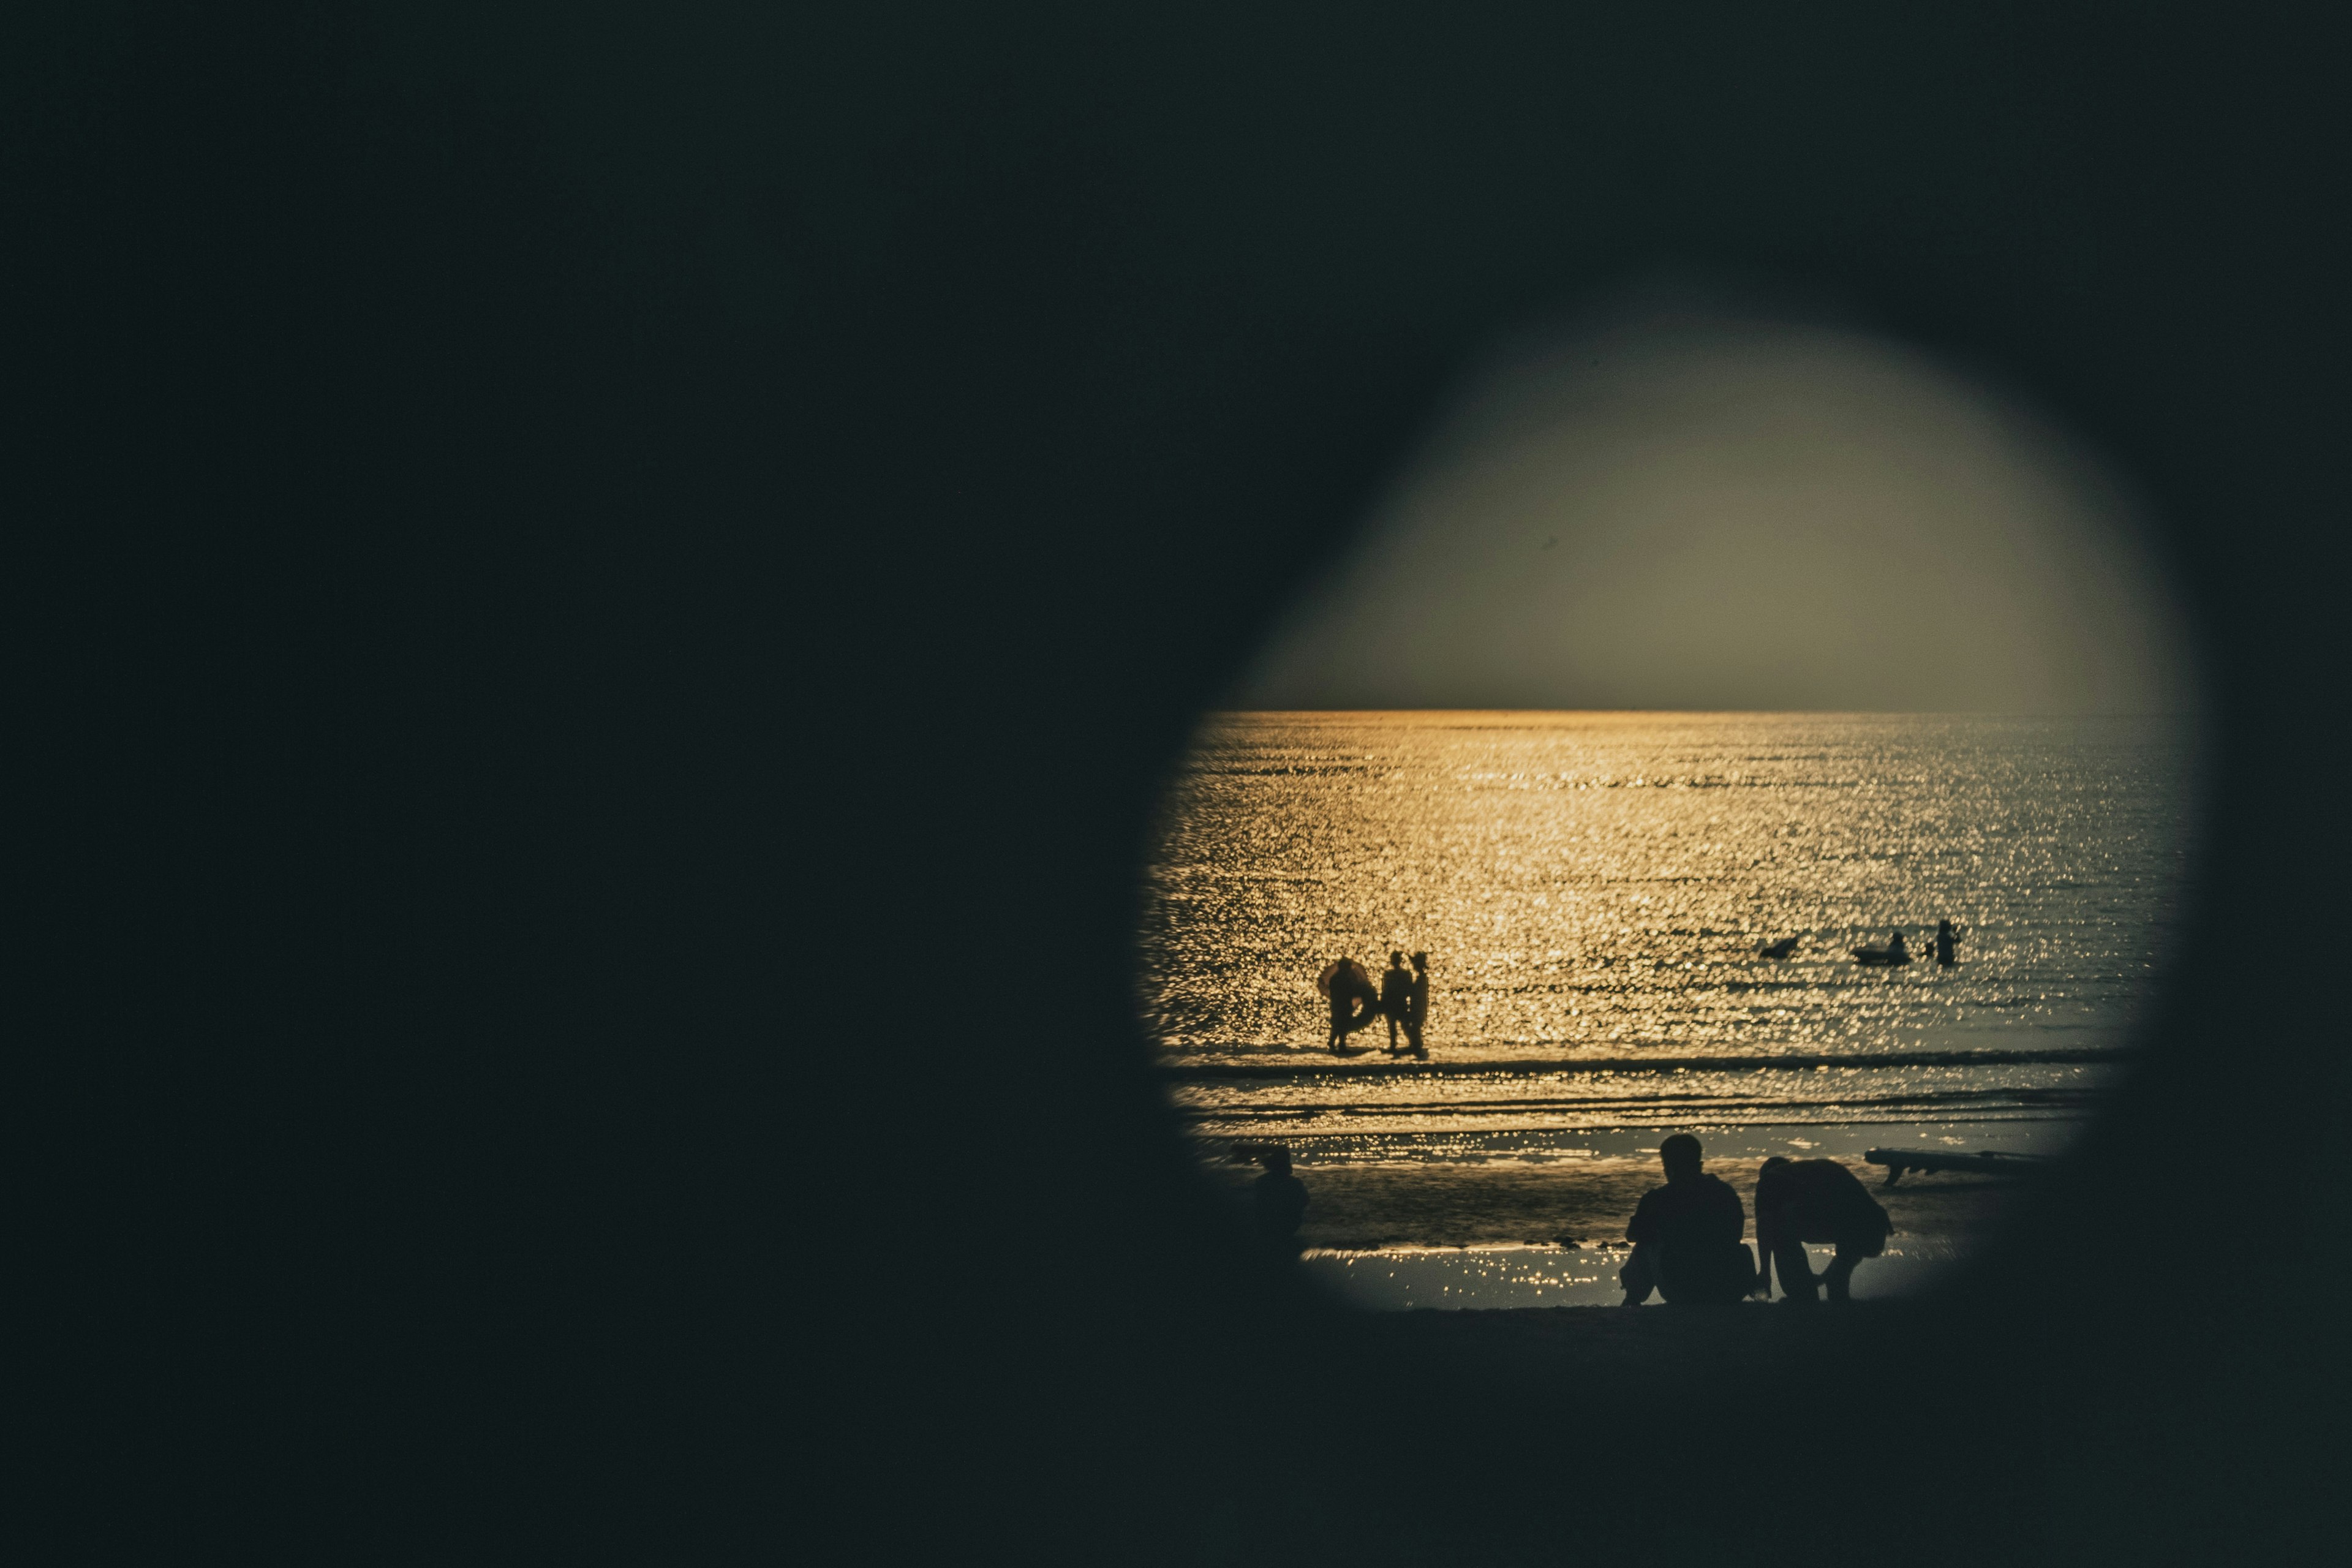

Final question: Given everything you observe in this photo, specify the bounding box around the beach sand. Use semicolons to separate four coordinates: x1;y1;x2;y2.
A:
1340;1295;1940;1385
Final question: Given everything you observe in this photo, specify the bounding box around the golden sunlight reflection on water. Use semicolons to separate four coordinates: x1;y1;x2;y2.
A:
1139;711;2192;1158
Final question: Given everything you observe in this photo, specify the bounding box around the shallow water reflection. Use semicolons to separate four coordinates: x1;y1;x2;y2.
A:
1307;1240;1964;1310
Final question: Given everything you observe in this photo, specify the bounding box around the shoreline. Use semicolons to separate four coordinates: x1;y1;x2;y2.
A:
1213;1150;2025;1252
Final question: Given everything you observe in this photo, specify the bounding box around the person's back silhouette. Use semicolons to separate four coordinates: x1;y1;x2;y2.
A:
1620;1134;1756;1306
1755;1156;1893;1302
1252;1148;1308;1257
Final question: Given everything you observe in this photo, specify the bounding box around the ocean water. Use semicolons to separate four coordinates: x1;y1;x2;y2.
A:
1139;712;2193;1171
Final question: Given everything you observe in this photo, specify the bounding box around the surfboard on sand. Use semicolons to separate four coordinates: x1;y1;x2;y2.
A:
1863;1147;2051;1185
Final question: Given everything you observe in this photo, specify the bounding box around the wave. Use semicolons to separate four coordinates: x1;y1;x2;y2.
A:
1185;1085;2101;1121
1157;1045;2128;1082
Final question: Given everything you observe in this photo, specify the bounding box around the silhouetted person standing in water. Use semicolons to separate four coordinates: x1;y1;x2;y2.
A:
1379;951;1412;1055
1324;957;1375;1054
1403;951;1430;1059
1620;1134;1756;1306
1253;1148;1308;1257
1936;919;1958;966
1754;1156;1894;1303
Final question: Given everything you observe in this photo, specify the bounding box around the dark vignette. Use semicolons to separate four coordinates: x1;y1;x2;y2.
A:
10;4;2346;1562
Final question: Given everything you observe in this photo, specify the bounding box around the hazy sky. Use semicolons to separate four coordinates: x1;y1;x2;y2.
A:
1235;309;2196;714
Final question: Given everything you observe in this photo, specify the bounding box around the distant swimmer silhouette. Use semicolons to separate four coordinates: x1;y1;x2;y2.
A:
1619;1134;1758;1306
1755;1155;1894;1303
1379;951;1413;1055
1757;935;1800;960
1252;1147;1308;1257
1852;929;1911;966
1936;919;1959;966
1317;957;1378;1055
1403;951;1431;1059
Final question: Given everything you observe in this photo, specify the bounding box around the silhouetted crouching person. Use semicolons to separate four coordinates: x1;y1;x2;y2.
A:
1620;1134;1757;1306
1755;1156;1894;1303
1253;1148;1308;1257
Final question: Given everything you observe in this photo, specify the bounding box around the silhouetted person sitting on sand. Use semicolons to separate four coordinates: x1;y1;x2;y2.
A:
1620;1134;1757;1306
1936;919;1958;966
1754;1156;1894;1303
1253;1148;1308;1257
1403;951;1430;1059
1380;951;1412;1055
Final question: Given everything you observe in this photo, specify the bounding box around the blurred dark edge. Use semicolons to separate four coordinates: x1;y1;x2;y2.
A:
8;4;2346;1563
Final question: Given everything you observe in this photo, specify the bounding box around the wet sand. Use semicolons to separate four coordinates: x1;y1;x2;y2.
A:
1215;1155;2021;1251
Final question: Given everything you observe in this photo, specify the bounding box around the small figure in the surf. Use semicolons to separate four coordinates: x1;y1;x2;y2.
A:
1754;1155;1894;1303
1319;956;1379;1054
1852;928;1910;967
1379;950;1414;1055
1757;935;1800;960
1251;1147;1308;1257
1935;919;1959;967
1403;951;1431;1059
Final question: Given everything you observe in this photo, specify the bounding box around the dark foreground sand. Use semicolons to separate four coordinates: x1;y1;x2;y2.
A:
1344;1295;1937;1384
1214;1156;2020;1251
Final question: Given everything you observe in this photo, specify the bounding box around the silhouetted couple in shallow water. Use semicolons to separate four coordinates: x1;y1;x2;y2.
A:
1379;950;1430;1058
1620;1134;1892;1305
1321;950;1429;1057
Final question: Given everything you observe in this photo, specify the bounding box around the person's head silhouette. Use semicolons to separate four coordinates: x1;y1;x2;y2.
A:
1660;1133;1703;1181
1411;951;1427;970
1389;949;1404;967
1262;1147;1292;1176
